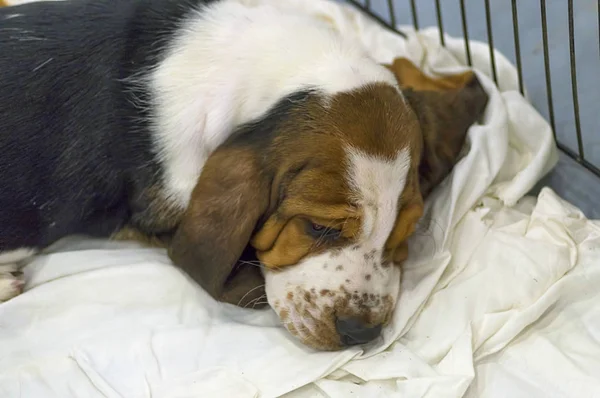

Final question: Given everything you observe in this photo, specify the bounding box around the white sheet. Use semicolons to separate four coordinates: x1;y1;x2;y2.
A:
1;1;599;397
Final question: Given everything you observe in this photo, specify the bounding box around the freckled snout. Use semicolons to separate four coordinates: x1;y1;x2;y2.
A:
335;316;382;346
265;246;401;350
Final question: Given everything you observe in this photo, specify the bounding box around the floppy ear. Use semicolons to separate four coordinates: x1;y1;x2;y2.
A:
168;147;270;307
385;168;424;264
386;57;489;197
384;57;488;263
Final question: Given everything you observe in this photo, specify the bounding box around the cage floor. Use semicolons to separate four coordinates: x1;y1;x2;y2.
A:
358;0;600;218
533;152;600;218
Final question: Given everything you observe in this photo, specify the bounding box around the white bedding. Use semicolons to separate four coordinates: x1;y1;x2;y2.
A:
2;1;600;397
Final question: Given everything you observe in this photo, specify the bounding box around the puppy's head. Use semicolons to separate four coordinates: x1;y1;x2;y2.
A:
169;58;488;350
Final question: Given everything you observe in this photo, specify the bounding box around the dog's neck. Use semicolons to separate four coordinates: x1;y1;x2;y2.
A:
146;0;396;208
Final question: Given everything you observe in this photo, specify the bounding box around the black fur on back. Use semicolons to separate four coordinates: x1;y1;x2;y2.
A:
0;0;218;250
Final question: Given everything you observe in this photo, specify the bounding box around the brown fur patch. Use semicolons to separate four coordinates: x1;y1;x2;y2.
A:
247;84;420;270
279;308;289;322
111;226;170;248
385;178;423;264
168;147;270;307
385;57;475;92
385;57;489;198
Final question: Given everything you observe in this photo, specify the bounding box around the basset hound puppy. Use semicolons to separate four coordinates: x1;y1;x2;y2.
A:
0;0;488;350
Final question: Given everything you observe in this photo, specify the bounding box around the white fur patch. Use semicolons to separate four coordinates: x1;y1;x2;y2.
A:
0;248;33;302
0;264;24;302
264;148;411;349
346;147;412;246
148;0;398;208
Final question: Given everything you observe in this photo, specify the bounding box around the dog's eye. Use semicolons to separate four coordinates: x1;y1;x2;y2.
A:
311;223;325;232
307;222;342;241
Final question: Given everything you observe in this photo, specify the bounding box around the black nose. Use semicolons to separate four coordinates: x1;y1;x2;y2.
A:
335;317;382;346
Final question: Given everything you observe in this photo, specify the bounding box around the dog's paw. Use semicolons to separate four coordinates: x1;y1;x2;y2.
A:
0;264;24;302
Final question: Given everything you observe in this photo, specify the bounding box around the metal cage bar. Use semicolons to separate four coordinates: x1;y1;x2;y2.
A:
409;0;419;31
540;0;557;140
459;0;472;66
484;0;498;84
349;0;600;178
568;0;584;160
434;0;445;46
386;0;396;28
511;0;524;94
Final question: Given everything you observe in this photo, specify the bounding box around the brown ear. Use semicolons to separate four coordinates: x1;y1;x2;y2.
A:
168;147;270;307
384;58;488;263
385;169;424;264
385;58;475;92
385;57;489;197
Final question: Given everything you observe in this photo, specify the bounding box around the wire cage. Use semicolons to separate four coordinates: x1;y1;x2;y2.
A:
344;0;600;215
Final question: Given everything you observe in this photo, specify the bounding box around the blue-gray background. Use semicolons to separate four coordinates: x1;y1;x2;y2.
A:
345;0;600;217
